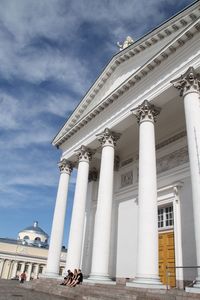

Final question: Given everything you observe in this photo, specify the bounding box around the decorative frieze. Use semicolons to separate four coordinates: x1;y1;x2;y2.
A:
121;171;133;188
121;157;133;167
156;131;186;150
58;159;73;175
171;66;200;96
157;146;189;174
132;100;161;124
96;128;121;147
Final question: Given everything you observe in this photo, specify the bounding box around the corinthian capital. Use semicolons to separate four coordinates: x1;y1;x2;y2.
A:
132;100;161;124
171;67;200;96
96;128;121;147
75;145;92;162
58;159;73;175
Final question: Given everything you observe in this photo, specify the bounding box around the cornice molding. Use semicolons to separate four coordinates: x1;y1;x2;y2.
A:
53;8;200;147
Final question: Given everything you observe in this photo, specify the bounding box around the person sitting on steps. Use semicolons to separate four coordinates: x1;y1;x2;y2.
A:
70;269;83;287
60;269;73;286
68;269;78;286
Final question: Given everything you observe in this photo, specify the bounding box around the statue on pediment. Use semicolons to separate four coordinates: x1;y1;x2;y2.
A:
117;36;134;51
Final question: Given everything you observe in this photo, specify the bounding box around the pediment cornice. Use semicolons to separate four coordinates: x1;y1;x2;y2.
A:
53;2;200;147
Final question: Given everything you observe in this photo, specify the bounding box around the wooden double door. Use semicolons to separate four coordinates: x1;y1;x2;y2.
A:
159;231;176;287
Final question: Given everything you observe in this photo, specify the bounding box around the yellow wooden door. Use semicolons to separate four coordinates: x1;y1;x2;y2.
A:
159;231;176;287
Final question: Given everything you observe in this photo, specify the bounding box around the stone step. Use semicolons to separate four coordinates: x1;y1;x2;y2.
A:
21;278;200;300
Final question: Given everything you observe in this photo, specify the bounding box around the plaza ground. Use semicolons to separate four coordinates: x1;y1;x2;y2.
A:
3;278;200;300
0;279;66;300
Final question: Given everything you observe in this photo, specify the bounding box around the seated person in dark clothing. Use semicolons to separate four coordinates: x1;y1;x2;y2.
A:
68;269;78;286
70;269;83;287
60;269;73;286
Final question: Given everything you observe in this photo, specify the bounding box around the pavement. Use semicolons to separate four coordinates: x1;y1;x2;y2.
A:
0;280;67;300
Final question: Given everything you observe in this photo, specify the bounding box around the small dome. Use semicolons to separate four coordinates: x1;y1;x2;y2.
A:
21;221;48;238
18;221;49;248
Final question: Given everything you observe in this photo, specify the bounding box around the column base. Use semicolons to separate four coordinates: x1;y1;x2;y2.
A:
87;273;116;285
127;276;166;289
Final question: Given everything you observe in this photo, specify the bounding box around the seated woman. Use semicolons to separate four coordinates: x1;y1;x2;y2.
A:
60;269;73;286
70;269;83;287
67;269;78;286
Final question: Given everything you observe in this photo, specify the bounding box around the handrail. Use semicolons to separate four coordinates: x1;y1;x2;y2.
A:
165;265;200;290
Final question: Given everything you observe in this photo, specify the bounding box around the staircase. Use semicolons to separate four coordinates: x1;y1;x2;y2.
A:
21;278;200;300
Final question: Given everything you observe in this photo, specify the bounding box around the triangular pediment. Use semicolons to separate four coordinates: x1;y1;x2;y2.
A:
53;1;200;147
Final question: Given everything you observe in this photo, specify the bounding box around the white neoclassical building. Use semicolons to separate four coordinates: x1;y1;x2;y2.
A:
0;222;67;281
46;1;200;293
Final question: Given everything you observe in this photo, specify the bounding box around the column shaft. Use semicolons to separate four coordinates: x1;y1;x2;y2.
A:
137;121;159;278
0;259;5;277
34;264;39;279
184;92;200;283
20;262;25;273
129;100;163;289
11;261;18;279
46;159;72;277
66;146;91;271
26;263;32;281
89;128;120;281
171;67;200;288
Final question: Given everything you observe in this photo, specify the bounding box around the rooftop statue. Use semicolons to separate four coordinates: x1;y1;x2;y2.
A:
117;36;134;51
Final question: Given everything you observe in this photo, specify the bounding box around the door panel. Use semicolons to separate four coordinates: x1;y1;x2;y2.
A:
159;231;176;287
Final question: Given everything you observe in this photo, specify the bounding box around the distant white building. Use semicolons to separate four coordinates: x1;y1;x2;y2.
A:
46;1;200;293
0;222;67;281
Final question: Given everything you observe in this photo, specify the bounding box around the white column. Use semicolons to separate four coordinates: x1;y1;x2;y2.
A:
11;261;18;279
0;259;5;277
172;67;200;291
65;145;91;271
82;170;98;276
173;184;184;288
34;264;39;279
21;262;25;272
26;263;32;281
45;159;73;277
89;128;120;281
128;100;163;289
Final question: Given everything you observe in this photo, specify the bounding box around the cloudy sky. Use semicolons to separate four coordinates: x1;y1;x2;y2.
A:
0;0;195;246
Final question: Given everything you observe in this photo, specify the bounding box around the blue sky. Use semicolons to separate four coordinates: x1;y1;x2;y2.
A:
0;0;195;247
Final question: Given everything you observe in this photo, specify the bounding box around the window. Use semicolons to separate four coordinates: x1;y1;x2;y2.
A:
23;235;29;240
39;266;43;274
35;237;41;241
158;205;173;229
